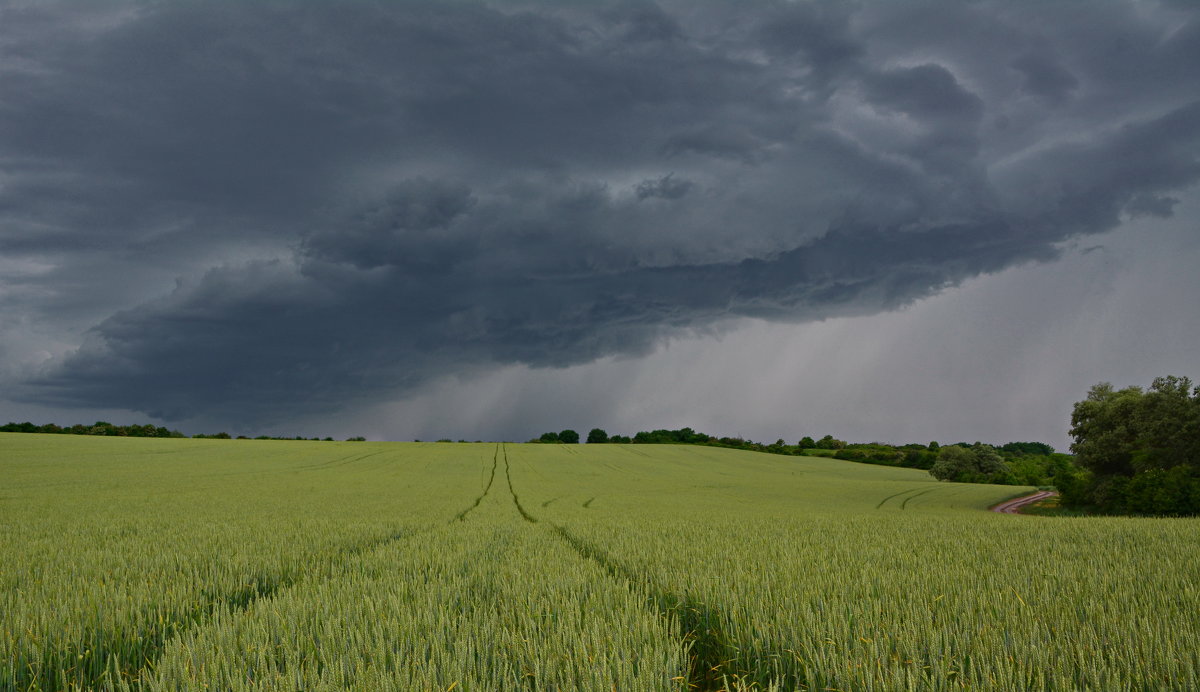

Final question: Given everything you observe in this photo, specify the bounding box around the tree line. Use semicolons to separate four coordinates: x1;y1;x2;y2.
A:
530;426;1073;488
0;421;184;438
0;421;367;442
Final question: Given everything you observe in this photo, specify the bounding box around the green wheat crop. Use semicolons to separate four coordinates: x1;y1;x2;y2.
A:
2;433;1196;690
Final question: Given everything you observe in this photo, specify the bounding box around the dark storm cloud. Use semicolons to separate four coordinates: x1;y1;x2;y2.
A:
1009;50;1079;103
863;64;984;123
635;174;694;201
4;0;1199;424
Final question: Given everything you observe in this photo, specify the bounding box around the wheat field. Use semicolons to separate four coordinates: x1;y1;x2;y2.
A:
2;434;1197;690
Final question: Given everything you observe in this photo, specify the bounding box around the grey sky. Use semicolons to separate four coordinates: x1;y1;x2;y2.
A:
1;0;1197;447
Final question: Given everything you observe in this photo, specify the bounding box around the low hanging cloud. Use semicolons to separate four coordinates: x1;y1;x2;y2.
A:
5;0;1199;425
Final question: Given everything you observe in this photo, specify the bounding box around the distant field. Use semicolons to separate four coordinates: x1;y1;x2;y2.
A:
2;434;1197;690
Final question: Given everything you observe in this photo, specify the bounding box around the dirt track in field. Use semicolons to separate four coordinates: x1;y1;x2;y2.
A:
991;490;1058;514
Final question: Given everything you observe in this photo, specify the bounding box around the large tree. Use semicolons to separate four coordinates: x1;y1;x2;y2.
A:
1067;376;1200;515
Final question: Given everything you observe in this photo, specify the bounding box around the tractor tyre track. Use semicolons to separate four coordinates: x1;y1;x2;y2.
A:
500;444;539;524
452;444;500;523
499;448;750;691
26;523;421;692
900;487;940;509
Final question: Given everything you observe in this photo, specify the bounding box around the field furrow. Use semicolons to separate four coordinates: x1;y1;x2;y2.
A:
452;444;500;523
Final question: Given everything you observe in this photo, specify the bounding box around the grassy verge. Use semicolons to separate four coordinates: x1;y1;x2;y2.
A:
1018;494;1090;517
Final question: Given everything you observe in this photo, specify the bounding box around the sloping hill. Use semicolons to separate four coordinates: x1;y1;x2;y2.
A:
510;442;1024;515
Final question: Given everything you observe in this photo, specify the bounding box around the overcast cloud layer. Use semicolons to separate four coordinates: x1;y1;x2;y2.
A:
1;0;1198;439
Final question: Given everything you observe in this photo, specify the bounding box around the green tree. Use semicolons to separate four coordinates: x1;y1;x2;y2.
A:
1131;376;1200;472
798;436;816;448
1000;441;1054;456
814;434;846;450
1069;382;1144;477
903;449;938;470
930;446;974;481
586;428;608;444
558;429;580;444
930;444;1008;483
538;431;560;443
1068;376;1200;515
